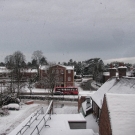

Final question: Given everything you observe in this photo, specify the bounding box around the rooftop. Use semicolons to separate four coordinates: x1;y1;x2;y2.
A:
106;93;135;135
79;91;95;98
39;64;74;70
8;101;98;135
91;77;135;109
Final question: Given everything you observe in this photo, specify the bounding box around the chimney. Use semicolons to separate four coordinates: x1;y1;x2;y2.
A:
118;66;127;78
110;63;113;68
109;68;116;78
119;62;124;66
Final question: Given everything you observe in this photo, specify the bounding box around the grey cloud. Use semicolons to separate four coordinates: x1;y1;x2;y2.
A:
0;0;135;63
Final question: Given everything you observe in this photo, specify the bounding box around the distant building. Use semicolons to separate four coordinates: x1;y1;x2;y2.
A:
23;69;38;79
39;64;74;88
103;65;129;83
0;66;10;79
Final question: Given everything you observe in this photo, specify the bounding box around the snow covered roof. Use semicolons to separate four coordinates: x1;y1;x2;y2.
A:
103;71;131;77
9;113;96;135
23;69;37;73
0;66;7;69
118;66;127;68
108;67;117;69
103;72;110;76
103;72;120;77
79;91;95;98
39;65;74;70
91;77;135;109
0;67;10;73
59;65;74;70
39;65;49;70
106;93;135;135
126;71;132;76
40;113;96;135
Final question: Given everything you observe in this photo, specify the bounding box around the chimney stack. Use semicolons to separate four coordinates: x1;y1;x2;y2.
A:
109;68;116;78
118;66;127;78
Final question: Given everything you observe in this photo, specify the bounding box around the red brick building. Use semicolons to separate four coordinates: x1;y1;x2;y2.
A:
103;65;127;83
99;93;135;135
23;69;37;79
91;76;135;121
99;94;112;135
39;64;74;88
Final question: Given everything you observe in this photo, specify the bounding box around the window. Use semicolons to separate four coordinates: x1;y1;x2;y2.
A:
60;69;63;73
56;69;59;74
56;77;59;81
68;77;71;81
44;70;47;73
60;77;63;81
68;70;71;74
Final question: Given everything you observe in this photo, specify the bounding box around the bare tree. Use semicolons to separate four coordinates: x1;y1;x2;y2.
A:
26;78;35;96
5;51;26;97
31;50;47;80
40;63;58;97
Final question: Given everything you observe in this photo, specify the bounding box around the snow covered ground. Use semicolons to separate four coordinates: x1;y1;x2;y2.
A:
0;78;99;135
0;101;48;135
91;81;101;89
0;100;99;135
0;100;78;135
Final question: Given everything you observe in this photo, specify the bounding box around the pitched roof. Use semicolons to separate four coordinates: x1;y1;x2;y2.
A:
106;93;135;135
0;67;10;73
91;77;135;109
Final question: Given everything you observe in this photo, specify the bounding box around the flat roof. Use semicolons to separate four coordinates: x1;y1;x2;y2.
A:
9;113;96;135
79;91;95;98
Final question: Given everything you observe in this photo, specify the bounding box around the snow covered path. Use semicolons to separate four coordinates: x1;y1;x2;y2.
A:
0;102;47;135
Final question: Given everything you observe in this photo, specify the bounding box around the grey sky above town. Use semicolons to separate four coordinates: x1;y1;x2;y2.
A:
0;0;135;64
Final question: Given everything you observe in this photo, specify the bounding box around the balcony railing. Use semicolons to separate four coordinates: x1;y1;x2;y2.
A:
16;100;53;135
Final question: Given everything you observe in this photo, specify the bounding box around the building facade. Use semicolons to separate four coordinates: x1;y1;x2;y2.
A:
39;64;74;88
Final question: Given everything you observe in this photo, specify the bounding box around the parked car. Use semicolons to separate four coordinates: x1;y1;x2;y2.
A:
2;103;20;110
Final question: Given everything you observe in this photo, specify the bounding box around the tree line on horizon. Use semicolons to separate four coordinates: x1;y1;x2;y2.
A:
0;50;133;83
0;50;134;104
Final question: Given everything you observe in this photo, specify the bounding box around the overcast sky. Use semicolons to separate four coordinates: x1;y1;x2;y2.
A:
0;0;135;64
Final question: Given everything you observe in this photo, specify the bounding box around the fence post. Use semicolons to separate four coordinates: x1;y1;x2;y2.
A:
36;126;40;135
